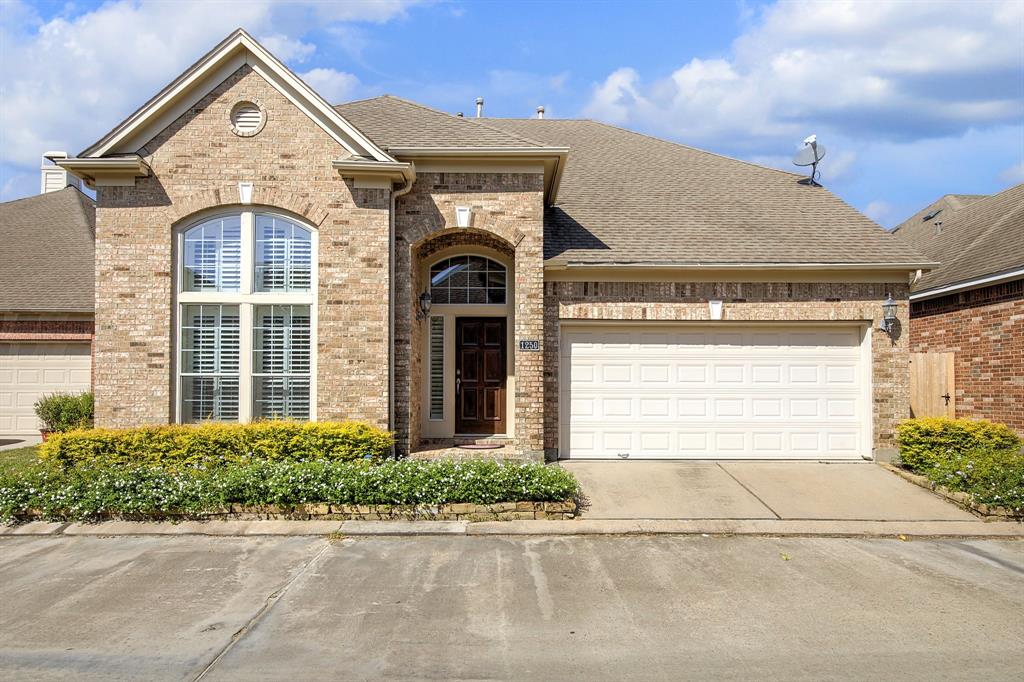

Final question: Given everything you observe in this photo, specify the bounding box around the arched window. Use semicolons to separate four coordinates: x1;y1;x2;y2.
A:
429;255;506;304
177;211;316;423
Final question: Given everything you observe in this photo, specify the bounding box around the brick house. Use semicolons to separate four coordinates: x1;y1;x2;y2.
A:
893;184;1024;432
48;29;935;461
0;173;95;438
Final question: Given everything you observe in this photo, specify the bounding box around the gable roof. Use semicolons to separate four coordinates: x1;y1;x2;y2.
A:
481;118;933;268
893;184;1024;295
0;188;95;313
78;29;393;163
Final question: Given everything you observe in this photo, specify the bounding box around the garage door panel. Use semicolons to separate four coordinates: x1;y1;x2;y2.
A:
1;342;92;435
561;325;867;460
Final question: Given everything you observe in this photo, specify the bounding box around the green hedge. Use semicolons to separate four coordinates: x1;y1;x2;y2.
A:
896;417;1021;471
39;421;394;470
0;459;581;522
896;417;1023;514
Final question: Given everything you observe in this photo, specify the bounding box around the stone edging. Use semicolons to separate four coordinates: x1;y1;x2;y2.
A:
881;464;1021;520
12;500;578;523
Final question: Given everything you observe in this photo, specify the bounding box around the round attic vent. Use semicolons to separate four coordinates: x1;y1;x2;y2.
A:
230;101;265;137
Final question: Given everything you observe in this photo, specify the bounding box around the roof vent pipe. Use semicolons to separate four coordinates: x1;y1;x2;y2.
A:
456;112;463;118
537;105;545;119
475;97;484;118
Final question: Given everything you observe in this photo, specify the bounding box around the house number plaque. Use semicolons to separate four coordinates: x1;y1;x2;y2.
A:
518;340;541;352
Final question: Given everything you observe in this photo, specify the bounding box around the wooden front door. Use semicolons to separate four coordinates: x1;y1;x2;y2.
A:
456;317;507;434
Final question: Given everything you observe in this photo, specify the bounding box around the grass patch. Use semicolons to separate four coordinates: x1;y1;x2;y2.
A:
0;459;580;523
0;446;45;477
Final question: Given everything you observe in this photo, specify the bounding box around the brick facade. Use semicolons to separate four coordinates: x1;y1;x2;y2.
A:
393;172;544;458
93;65;390;428
909;281;1024;432
544;281;911;459
84;57;918;463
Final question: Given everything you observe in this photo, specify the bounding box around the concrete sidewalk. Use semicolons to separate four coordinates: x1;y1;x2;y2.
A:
562;460;978;521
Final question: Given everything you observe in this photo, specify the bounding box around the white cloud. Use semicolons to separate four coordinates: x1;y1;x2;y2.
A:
999;161;1024;185
0;0;419;200
300;68;360;103
583;0;1023;153
864;200;897;225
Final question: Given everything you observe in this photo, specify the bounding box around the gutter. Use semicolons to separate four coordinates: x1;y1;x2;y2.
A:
388;163;416;457
547;261;940;271
910;266;1024;301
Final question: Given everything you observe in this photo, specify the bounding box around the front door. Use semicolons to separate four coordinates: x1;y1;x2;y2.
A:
456;317;507;434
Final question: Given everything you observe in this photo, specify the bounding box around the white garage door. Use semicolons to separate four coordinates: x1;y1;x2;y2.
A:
0;343;92;435
560;325;869;460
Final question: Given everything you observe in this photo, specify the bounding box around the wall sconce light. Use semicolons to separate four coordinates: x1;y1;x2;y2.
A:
417;291;432;320
880;294;897;335
709;299;724;320
455;206;472;228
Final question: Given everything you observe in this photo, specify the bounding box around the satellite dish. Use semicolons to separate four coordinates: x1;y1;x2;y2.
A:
792;135;826;186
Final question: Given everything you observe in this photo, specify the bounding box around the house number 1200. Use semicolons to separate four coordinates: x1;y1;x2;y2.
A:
518;340;541;352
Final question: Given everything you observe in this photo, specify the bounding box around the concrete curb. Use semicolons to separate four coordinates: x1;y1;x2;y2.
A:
3;518;1022;538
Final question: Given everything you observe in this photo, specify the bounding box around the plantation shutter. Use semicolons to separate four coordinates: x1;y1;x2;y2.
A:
429;317;444;420
255;215;312;292
183;217;241;292
179;304;240;422
253;305;311;419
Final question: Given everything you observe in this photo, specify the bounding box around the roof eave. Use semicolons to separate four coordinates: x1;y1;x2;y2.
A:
910;266;1024;301
331;159;416;184
386;147;569;206
55;156;151;187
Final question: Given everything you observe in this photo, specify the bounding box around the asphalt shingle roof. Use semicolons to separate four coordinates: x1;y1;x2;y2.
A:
335;96;544;150
0;187;95;312
332;95;932;267
483;118;932;266
893;184;1024;293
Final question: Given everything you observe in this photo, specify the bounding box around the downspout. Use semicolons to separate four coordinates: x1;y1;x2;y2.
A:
389;164;416;458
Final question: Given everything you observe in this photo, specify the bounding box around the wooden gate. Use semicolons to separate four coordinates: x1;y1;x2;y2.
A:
909;352;955;418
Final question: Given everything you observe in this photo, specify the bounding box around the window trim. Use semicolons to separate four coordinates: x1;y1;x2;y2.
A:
174;208;318;423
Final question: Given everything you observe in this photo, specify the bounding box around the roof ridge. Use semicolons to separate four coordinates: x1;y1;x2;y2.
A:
924;193;1024;279
338;95;546;148
541;118;807;179
0;186;87;208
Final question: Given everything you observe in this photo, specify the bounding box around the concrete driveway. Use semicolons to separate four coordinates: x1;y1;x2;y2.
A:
2;534;1023;680
561;461;976;521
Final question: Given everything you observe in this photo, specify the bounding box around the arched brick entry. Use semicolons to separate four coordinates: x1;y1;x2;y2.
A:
392;170;545;459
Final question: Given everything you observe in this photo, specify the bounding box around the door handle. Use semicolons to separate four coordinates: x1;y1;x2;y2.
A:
942;392;951;405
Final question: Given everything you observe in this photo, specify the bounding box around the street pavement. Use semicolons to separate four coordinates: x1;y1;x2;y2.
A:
2;534;1023;680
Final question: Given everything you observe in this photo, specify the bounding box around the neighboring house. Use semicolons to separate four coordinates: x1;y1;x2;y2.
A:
0;164;95;437
893;184;1024;432
49;29;934;461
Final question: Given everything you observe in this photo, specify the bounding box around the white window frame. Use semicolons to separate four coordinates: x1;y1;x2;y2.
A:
175;209;318;423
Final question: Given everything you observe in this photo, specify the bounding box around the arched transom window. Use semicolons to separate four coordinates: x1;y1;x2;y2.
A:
177;211;316;423
429;255;506;305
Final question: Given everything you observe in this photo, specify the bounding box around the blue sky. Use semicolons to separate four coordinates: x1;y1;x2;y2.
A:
2;0;1022;227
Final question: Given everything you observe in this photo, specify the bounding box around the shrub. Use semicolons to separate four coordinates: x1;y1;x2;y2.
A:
928;446;1024;514
34;392;94;433
896;417;1022;472
0;459;581;522
39;421;393;470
